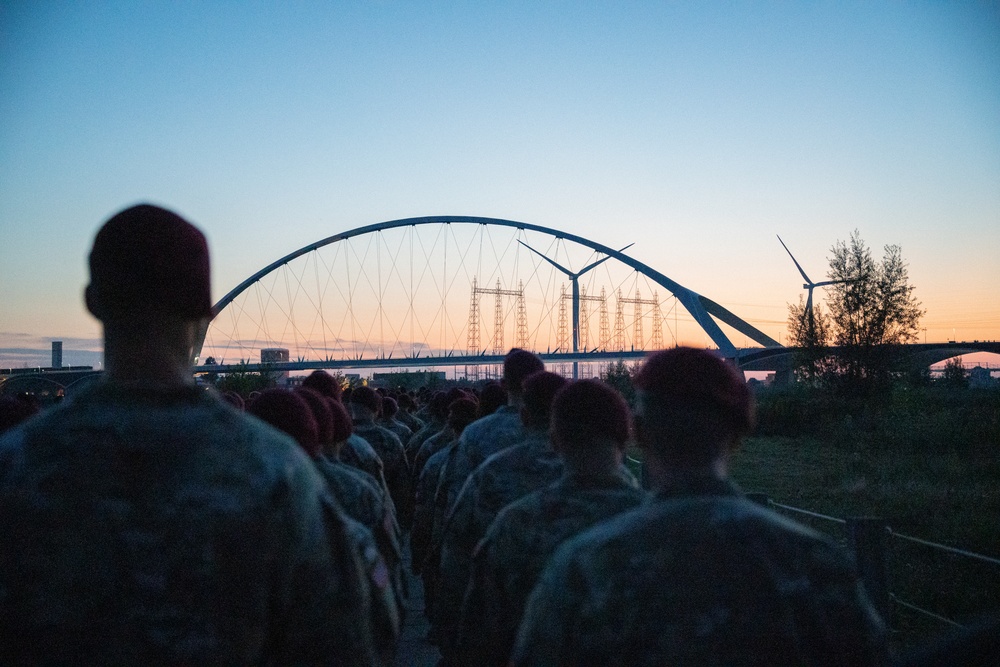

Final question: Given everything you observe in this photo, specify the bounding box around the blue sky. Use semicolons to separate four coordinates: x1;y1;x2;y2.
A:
2;1;998;368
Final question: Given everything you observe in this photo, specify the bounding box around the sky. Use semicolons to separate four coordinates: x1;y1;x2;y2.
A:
2;1;998;370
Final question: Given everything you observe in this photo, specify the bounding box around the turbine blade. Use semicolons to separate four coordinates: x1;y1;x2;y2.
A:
517;240;572;276
813;278;860;287
577;244;634;275
777;235;813;285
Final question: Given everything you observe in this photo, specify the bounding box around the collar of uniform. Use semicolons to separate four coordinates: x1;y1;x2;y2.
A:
652;472;742;502
80;380;209;408
562;466;634;490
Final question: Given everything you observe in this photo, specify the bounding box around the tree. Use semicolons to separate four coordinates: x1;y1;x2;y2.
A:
939;357;968;389
823;231;924;390
786;296;834;382
601;359;637;406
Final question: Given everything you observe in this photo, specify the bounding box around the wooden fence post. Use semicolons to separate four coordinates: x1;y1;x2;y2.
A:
848;517;892;625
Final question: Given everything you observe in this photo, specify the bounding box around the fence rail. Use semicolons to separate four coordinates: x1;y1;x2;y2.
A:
750;494;1000;631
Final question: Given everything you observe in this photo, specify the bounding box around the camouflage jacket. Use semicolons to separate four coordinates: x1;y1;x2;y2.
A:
404;415;445;463
396;408;425;436
413;426;456;480
411;442;454;575
435;428;563;656
379;417;412;446
0;383;380;665
511;474;889;667
456;468;646;666
314;457;404;605
352;414;413;530
445;405;524;491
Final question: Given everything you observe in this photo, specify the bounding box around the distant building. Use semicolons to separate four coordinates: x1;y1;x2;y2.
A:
261;348;290;385
371;370;446;390
51;341;63;369
969;366;997;389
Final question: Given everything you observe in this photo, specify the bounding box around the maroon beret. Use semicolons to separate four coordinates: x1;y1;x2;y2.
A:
503;348;546;392
328;398;353;443
301;370;343;402
552;379;631;447
635;347;754;434
297;387;334;446
88;204;212;319
248;388;319;457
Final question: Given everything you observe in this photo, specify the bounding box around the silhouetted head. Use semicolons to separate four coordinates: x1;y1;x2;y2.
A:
503;348;545;397
328;398;353;445
447;397;480;435
381;396;399;419
297;387;334;449
478;381;507;418
520;371;568;430
633;347;754;468
350;385;381;416
551;379;631;454
301;370;343;402
86;204;212;324
248;388;319;457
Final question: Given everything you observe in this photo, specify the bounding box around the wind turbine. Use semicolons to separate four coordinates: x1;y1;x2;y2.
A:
517;240;633;377
777;235;855;333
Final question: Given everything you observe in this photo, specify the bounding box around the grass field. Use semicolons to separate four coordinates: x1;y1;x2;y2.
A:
729;434;1000;651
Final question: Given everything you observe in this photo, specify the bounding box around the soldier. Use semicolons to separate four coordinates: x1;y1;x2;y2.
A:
456;378;646;666
302;371;393;506
379;396;413;444
248;387;401;664
444;349;545;496
350;385;413;530
511;347;888;666
395;392;425;434
435;371;571;661
412;398;479;624
0;204;378;664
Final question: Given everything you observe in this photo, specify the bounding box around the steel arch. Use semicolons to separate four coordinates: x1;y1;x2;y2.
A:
197;215;779;361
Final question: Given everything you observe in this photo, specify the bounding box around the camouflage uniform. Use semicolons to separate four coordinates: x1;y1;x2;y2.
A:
379;416;413;446
456;467;646;666
0;383;380;665
434;428;563;658
445;405;524;490
511;474;888;667
352;411;413;530
404;414;444;463
411;442;455;625
314;457;404;611
413;426;456;480
396;407;425;436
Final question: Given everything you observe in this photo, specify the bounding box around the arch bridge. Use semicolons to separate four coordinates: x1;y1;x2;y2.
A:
195;215;778;379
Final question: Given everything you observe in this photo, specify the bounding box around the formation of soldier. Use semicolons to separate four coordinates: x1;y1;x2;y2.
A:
5;202;956;665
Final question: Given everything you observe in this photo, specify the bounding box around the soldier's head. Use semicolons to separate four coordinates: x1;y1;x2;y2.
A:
478;381;507;418
520;371;568;431
301;370;343;402
248;388;320;458
86;204;212;335
85;204;214;384
502;348;545;400
327;398;354;457
381;396;399;420
551;379;631;466
297;387;335;450
447;397;480;436
349;386;381;419
633;348;754;476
